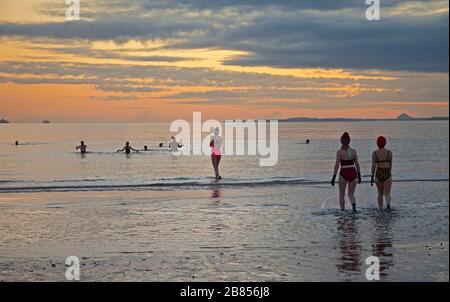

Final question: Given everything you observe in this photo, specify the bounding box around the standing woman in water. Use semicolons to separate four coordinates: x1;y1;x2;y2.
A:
331;132;362;213
210;127;222;181
371;136;393;210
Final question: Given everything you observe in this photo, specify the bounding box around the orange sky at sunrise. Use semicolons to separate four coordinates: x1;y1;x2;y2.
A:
0;0;448;122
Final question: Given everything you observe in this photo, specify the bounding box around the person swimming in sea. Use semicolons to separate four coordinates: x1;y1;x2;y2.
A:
76;141;88;154
117;142;139;154
143;145;149;151
169;136;183;153
331;132;362;213
210;127;222;181
371;136;393;210
159;143;164;148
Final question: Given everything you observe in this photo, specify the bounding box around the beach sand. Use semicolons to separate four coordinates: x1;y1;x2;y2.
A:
0;181;448;282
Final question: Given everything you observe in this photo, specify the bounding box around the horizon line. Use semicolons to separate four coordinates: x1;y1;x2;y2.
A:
1;116;449;124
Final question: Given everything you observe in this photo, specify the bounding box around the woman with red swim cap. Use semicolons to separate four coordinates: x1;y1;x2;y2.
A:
371;136;393;210
331;132;362;213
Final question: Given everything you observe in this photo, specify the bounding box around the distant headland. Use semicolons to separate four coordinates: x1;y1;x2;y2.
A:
280;113;449;123
0;118;10;124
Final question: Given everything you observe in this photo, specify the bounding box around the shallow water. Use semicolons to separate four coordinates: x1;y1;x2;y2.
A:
0;182;448;281
0;121;448;191
0;121;448;281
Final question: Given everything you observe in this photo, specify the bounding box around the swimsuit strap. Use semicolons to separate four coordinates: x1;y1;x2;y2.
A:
380;150;391;162
340;158;355;165
385;150;392;166
375;150;391;164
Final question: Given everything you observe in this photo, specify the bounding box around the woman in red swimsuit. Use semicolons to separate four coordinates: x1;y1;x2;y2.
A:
331;132;362;213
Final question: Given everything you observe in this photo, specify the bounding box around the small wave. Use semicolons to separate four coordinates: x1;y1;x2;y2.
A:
71;149;169;155
50;178;108;183
0;180;24;183
0;178;447;193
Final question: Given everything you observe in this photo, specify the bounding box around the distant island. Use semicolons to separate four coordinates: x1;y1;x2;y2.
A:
42;120;51;124
0;118;10;124
280;113;449;123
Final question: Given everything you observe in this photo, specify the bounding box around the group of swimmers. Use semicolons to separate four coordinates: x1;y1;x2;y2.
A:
332;132;393;213
75;136;183;154
73;128;224;181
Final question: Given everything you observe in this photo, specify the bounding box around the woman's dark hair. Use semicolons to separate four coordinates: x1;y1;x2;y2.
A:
341;132;351;148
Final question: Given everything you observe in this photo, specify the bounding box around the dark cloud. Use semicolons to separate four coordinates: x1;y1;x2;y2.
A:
29;45;193;62
0;0;447;72
0;19;201;40
219;14;449;72
137;0;412;11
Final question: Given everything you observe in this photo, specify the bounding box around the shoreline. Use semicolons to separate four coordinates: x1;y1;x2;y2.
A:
0;178;448;194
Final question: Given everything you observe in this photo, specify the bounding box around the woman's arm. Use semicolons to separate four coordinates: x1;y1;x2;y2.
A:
371;152;376;185
331;151;340;186
389;150;393;170
355;150;362;183
354;150;361;175
333;151;340;176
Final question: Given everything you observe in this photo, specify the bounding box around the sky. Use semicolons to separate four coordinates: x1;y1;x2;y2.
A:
0;0;448;122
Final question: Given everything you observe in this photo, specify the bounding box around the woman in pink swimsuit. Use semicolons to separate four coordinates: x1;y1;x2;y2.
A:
210;127;222;181
331;132;362;213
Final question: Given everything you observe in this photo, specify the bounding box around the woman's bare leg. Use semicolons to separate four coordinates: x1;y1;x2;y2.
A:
375;179;384;210
216;156;221;178
383;177;392;209
211;156;219;179
338;175;347;210
348;179;358;213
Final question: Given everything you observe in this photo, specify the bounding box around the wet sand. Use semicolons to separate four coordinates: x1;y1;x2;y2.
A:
0;182;448;282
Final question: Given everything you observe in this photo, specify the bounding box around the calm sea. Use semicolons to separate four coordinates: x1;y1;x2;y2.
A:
0;121;448;192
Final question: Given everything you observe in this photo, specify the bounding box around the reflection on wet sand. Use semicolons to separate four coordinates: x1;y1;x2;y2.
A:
336;215;362;274
211;188;221;201
208;188;229;232
372;212;395;277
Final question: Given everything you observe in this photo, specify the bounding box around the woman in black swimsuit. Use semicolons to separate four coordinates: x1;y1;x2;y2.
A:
371;136;393;210
117;142;139;154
